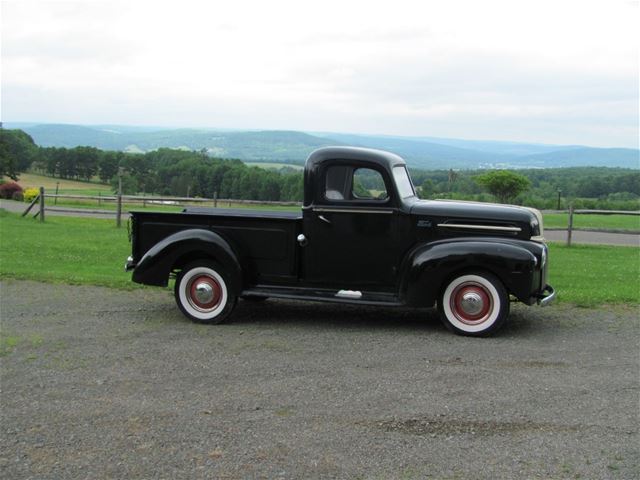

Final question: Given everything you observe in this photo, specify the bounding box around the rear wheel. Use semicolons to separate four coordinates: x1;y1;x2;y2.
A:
438;272;509;336
174;261;237;324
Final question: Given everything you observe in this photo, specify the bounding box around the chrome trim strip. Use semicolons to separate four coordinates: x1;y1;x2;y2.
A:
437;223;522;232
313;208;394;215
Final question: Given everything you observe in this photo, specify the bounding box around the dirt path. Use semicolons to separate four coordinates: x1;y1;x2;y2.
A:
1;280;638;479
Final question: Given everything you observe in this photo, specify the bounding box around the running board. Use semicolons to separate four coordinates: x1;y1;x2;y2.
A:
240;286;402;306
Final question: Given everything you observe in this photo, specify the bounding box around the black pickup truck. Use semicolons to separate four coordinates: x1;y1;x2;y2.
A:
126;146;554;336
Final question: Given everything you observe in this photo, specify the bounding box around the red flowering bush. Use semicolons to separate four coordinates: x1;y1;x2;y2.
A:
0;182;23;199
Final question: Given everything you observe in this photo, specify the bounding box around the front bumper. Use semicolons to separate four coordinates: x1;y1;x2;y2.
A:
125;255;136;272
537;284;556;307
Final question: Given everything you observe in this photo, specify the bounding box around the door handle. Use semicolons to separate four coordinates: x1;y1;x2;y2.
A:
318;215;331;224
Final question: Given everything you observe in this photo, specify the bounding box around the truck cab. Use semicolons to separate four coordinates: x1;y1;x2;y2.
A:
126;146;555;336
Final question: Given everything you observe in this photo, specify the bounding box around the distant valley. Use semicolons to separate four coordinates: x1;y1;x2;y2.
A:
5;122;639;170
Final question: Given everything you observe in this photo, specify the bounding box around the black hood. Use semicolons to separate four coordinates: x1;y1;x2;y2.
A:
410;199;542;238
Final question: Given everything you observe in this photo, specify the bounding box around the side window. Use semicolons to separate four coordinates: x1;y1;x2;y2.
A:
352;168;388;201
324;165;349;200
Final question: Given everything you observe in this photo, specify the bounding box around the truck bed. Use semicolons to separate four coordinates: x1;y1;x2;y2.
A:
130;208;302;285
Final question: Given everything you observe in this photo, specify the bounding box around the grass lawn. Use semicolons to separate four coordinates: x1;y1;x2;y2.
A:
543;213;640;231
547;243;639;306
1;211;638;305
0;210;134;289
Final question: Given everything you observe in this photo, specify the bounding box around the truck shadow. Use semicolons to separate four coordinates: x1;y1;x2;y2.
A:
231;298;440;332
228;298;545;336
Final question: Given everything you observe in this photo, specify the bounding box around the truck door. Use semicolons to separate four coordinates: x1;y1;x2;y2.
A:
302;164;399;290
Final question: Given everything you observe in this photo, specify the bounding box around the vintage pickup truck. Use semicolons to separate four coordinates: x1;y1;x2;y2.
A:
126;146;554;336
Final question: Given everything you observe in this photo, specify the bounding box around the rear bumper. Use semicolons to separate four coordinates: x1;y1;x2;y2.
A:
537;284;556;307
125;255;136;272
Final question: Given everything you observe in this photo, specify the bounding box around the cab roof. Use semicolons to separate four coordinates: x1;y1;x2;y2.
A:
305;146;406;170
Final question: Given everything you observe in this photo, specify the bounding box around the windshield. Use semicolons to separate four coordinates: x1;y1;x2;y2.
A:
393;166;416;199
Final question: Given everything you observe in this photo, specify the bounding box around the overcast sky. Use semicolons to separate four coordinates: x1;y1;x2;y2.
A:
1;0;638;147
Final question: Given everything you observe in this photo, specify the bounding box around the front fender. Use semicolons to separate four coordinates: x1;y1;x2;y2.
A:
132;229;241;289
400;239;537;307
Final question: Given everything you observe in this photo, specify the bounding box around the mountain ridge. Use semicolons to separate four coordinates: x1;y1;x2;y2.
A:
4;122;638;169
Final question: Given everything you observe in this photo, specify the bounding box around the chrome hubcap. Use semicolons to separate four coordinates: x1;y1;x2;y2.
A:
450;282;493;325
194;282;215;304
459;292;484;316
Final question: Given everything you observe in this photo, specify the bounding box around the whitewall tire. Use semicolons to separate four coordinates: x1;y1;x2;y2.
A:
438;272;509;336
174;262;237;324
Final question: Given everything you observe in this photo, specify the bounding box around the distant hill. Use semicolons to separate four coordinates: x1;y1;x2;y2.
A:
4;122;639;169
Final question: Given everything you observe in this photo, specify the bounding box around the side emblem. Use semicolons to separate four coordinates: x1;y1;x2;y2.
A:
417;219;432;228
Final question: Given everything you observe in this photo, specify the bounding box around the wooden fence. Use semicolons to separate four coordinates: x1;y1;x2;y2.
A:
23;189;302;227
23;190;640;243
566;207;640;246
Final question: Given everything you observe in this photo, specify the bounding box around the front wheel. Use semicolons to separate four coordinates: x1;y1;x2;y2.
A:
438;272;509;336
174;261;237;324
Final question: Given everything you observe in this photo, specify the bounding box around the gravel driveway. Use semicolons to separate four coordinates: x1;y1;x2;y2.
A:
1;280;638;479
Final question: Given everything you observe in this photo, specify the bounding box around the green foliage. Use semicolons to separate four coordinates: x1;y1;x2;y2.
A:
476;170;531;203
3;129;639;209
98;151;122;183
412;166;639;210
0;129;39;179
40;145;101;180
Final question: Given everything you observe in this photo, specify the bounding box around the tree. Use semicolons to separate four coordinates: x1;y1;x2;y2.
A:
475;170;531;204
421;179;434;197
0;129;39;179
98;151;121;183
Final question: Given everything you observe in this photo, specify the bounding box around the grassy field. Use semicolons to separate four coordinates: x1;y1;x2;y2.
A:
1;210;638;306
0;210;133;289
9;172;112;196
543;213;640;231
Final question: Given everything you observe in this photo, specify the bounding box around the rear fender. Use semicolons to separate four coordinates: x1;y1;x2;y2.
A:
132;229;241;289
400;240;537;307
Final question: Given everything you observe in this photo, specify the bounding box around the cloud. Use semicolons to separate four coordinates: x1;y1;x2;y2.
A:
1;0;638;147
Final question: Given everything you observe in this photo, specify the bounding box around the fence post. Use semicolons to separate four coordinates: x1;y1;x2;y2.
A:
39;187;45;222
214;191;218;208
54;182;59;205
567;204;574;247
116;171;122;228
